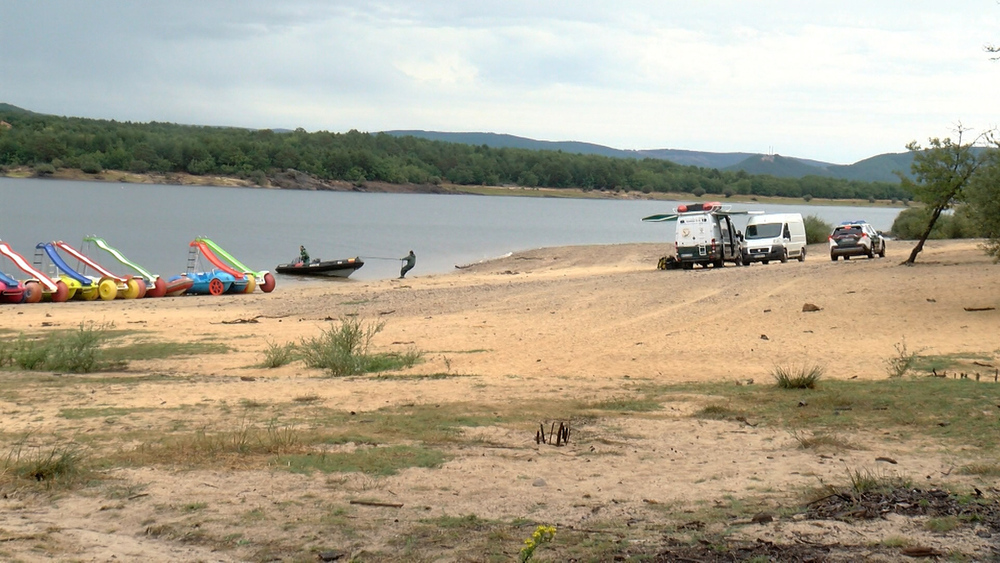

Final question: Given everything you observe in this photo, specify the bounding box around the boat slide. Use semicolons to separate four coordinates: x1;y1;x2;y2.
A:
0;240;68;302
82;237;167;297
38;242;145;300
193;238;276;293
187;240;250;294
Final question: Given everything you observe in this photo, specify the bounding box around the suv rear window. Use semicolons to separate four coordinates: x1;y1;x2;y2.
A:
834;226;863;236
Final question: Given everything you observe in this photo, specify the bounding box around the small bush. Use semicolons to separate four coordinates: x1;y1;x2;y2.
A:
772;364;824;389
0;322;116;373
299;318;421;376
260;340;297;368
692;187;706;197
846;466;911;495
803;215;833;244
884;339;925;378
802;194;813;202
34;162;56;176
3;437;88;488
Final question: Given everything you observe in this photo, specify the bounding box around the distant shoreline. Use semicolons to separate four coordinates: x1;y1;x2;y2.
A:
1;165;907;209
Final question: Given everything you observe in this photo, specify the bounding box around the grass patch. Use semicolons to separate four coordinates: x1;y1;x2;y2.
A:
585;396;663;412
2;437;89;488
373;372;477;380
102;340;230;362
277;445;447;476
0;321;116;373
772;364;824;389
924;516;962;533
0;323;229;374
59;407;150;420
846;467;911;495
912;352;996;374
789;430;854;451
959;463;1000;476
299;318;422;376
695;403;748;420
669;377;1000;451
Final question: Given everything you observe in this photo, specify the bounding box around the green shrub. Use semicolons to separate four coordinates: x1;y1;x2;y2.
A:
3;437;88;487
34;162;56;176
772;364;824;389
78;154;103;174
260;340;297;368
2;321;113;373
890;205;982;240
299;318;421;376
803;215;833;244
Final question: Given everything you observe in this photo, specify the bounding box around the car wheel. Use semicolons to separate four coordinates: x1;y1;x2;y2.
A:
866;246;874;259
879;242;886;258
844;255;850;260
830;254;837;261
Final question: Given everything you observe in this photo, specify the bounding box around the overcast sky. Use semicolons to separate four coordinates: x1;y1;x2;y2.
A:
2;1;998;164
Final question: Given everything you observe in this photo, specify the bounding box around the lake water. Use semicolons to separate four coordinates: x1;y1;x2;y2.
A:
0;178;903;282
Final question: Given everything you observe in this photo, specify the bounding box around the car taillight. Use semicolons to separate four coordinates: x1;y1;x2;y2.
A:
860;233;868;238
828;235;833;241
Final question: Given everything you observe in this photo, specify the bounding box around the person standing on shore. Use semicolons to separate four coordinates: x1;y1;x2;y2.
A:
400;250;416;279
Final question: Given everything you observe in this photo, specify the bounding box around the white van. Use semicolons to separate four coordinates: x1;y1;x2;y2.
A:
740;213;807;265
672;202;743;269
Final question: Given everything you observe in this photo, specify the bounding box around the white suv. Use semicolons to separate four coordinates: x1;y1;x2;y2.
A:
829;221;885;260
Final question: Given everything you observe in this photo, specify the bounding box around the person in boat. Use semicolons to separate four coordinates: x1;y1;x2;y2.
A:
299;245;310;265
400;250;416;279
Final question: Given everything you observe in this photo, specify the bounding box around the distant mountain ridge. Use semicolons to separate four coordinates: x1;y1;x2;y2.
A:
384;130;912;183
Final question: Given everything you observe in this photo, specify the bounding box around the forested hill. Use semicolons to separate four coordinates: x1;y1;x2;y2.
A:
0;104;913;201
386;130;914;183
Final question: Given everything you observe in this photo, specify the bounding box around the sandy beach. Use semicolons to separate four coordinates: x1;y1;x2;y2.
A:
1;238;998;561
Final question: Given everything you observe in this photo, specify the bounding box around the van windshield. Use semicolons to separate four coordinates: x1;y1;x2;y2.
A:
745;223;782;239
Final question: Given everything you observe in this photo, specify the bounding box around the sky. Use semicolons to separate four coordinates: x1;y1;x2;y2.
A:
2;1;999;164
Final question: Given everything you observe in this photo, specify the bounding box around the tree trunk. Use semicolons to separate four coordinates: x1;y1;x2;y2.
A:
905;204;947;264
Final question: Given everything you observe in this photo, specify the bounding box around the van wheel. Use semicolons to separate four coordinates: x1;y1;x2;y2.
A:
780;249;789;263
762;260;769;265
798;248;806;262
682;262;693;270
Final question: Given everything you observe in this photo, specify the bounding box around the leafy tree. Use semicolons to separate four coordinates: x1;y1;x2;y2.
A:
965;146;1000;259
897;127;984;264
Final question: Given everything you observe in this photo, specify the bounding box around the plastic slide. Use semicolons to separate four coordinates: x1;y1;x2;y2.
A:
187;240;250;293
0;240;68;302
83;236;166;297
38;242;93;286
194;238;275;293
52;241;146;299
